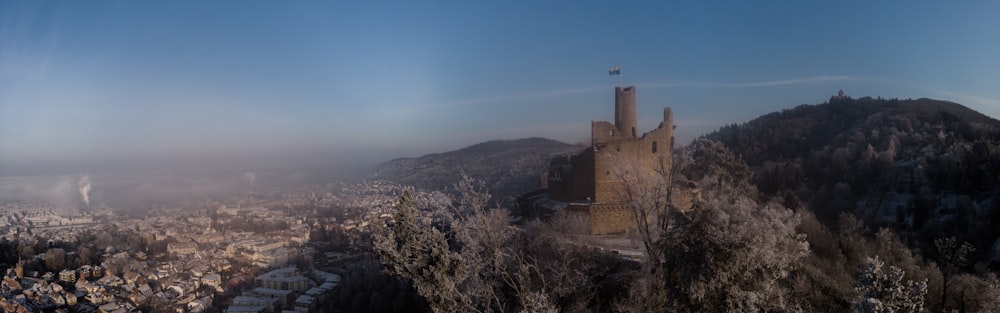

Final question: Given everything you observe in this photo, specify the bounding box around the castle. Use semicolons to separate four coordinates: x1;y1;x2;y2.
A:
832;89;847;101
531;85;678;234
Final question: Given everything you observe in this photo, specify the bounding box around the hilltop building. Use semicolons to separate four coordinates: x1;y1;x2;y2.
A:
525;85;694;235
832;89;847;101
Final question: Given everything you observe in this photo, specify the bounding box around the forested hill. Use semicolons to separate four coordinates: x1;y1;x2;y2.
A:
371;137;583;201
706;96;1000;259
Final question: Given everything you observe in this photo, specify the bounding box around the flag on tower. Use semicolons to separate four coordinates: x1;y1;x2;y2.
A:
608;65;621;76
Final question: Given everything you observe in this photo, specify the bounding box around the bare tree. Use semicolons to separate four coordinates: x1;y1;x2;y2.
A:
76;245;97;268
43;248;66;272
17;241;34;260
102;251;128;277
934;236;975;310
609;149;679;313
444;176;517;313
610;148;679;264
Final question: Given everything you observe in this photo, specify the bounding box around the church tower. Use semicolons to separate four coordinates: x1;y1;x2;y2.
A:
15;258;24;279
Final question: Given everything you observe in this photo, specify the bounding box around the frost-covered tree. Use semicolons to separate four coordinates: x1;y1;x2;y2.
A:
373;176;560;313
977;274;1000;313
373;191;471;312
443;176;518;312
657;187;809;312
618;139;809;313
934;236;974;310
854;256;927;313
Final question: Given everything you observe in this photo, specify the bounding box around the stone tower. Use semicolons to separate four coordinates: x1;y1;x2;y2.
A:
614;86;638;138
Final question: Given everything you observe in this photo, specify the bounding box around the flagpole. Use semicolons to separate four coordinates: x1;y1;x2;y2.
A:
619;64;624;86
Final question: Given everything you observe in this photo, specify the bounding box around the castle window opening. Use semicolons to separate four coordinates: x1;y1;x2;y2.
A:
610;130;614;137
652;141;658;153
632;127;636;137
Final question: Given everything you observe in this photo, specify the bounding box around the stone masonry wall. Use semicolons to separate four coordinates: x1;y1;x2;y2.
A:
587;203;634;235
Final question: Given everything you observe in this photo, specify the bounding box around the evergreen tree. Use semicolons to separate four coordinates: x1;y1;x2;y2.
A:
854;256;927;313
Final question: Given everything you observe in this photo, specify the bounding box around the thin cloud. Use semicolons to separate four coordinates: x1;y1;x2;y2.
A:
448;85;608;107
397;85;609;116
638;81;705;89
427;75;853;110
642;76;853;89
927;89;1000;110
675;118;741;127
724;75;852;88
379;85;610;130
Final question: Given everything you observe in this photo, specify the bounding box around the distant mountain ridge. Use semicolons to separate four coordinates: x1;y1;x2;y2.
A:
372;137;583;201
705;96;1000;261
710;97;999;166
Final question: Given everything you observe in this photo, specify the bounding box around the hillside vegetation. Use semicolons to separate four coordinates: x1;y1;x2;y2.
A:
708;97;1000;260
371;137;583;202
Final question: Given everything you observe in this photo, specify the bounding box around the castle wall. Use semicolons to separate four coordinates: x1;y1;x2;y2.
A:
591;112;673;203
585;203;634;235
548;149;595;202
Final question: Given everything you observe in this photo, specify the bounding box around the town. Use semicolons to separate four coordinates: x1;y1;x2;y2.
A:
0;180;444;313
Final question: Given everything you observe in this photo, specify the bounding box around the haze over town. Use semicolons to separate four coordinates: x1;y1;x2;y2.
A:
2;1;998;177
4;2;1000;313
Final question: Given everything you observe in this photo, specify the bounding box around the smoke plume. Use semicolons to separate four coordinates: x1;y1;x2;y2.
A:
244;172;256;185
78;175;92;206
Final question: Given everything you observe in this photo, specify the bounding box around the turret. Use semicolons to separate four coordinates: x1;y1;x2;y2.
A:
614;86;638;137
663;107;673;128
663;107;675;150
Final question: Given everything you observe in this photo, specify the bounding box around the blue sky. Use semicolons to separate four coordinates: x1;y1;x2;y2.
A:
2;1;998;175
